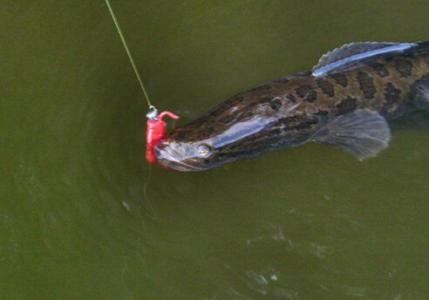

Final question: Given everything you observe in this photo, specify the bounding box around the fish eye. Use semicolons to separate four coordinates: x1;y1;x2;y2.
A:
196;144;212;158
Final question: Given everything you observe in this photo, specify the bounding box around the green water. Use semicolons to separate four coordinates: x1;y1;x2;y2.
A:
1;1;429;299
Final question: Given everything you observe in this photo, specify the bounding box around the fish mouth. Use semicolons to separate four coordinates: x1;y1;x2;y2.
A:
154;142;205;172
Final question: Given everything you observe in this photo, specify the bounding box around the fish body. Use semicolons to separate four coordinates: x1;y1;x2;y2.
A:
155;40;429;171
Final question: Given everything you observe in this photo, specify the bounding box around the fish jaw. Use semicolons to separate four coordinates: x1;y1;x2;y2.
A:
154;141;207;172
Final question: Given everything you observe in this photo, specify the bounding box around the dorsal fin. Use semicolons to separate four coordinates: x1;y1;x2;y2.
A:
312;42;417;77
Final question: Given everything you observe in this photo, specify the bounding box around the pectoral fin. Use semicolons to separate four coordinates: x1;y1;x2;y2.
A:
312;109;391;160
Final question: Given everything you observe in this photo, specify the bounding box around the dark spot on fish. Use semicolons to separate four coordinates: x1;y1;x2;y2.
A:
336;97;357;115
260;96;273;102
369;62;389;77
295;85;317;102
316;78;335;97
329;73;348;87
316;110;329;116
315;110;329;119
287;94;296;103
308;91;318;102
279;115;318;131
381;82;402;116
278;116;299;127
250;96;278;111
269;97;282;111
315;110;330;123
384;83;402;104
394;58;413;77
291;119;318;131
356;71;376;99
295;86;309;97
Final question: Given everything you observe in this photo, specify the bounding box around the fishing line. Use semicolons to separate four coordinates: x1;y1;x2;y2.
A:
104;0;153;109
104;0;179;169
104;0;159;205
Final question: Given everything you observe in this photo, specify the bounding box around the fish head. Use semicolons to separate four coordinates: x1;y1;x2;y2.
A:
153;79;312;171
155;116;276;171
154;96;281;171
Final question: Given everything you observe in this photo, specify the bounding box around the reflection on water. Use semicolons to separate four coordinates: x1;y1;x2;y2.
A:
1;0;429;299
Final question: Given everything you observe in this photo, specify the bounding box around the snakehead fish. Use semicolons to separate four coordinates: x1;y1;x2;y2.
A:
155;40;429;171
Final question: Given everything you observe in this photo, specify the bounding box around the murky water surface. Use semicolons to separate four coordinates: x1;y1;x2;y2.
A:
1;1;429;299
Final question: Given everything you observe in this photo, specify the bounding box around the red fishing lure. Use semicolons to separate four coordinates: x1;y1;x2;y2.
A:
145;108;179;164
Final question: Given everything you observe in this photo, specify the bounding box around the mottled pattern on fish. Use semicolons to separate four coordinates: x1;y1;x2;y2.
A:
156;41;429;171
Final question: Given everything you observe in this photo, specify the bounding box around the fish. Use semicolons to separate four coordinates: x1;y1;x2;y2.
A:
154;40;429;171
